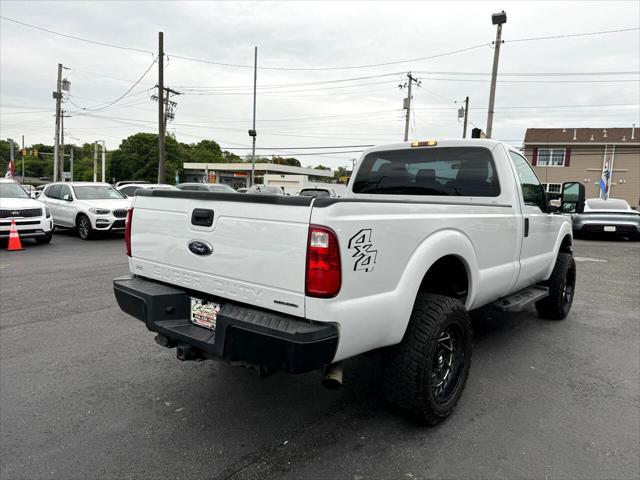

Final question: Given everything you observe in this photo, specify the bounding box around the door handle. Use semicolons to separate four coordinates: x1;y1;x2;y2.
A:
524;218;530;238
191;209;214;227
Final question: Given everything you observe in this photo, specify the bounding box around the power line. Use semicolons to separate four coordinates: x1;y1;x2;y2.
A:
174;70;638;92
67;57;157;112
3;14;638;72
211;144;373;150
505;27;640;43
0;15;154;55
167;44;490;71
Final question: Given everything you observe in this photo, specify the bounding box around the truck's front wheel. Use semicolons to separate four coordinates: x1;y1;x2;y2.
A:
383;293;472;425
535;253;576;320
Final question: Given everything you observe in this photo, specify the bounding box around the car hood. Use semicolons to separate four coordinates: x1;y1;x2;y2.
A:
76;198;131;209
0;197;46;210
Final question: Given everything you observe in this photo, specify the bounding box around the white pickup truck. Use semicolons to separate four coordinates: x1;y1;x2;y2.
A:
114;139;585;424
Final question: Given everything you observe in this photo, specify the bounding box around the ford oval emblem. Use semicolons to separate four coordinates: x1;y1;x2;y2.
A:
188;240;213;256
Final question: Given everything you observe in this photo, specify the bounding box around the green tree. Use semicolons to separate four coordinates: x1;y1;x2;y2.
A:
109;132;186;184
271;156;301;167
0;139;20;175
334;166;349;182
222;150;244;163
190;139;223;164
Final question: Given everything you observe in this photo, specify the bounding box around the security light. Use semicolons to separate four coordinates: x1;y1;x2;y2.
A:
492;10;507;25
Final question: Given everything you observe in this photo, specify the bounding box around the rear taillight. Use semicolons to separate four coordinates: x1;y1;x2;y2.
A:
125;208;133;257
305;225;341;298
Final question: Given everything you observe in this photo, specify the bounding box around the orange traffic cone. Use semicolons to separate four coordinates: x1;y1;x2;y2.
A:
7;220;23;251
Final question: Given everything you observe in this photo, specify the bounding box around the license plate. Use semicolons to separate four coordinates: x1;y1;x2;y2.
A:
190;298;221;331
604;226;616;232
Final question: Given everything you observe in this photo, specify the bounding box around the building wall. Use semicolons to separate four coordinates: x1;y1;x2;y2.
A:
523;145;640;209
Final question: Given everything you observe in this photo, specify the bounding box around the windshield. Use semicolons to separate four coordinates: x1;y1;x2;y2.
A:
0;182;29;199
585;199;630;211
72;185;125;200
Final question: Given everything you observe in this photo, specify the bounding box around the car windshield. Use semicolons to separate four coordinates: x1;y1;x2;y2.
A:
0;182;29;199
299;189;330;197
73;185;125;200
585;199;630;211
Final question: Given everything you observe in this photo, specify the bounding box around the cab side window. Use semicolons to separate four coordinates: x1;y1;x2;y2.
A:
509;152;546;211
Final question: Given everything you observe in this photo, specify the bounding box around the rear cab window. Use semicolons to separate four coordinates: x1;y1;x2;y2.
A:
352;147;500;197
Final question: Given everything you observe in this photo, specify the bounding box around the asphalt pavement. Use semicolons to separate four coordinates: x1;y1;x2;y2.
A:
1;232;638;479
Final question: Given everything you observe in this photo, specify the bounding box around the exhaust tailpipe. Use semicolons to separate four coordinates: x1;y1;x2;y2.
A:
321;362;343;390
176;344;204;361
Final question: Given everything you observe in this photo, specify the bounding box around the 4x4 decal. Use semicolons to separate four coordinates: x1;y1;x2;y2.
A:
348;229;378;272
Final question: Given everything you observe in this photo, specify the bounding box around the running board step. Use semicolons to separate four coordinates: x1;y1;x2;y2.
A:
493;285;549;312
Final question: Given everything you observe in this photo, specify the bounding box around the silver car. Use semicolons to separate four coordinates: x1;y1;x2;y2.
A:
176;183;237;193
571;198;640;239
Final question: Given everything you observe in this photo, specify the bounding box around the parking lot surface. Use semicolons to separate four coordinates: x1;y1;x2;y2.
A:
1;233;638;480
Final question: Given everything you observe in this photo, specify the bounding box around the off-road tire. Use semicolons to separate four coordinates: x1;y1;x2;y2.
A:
535;253;576;320
382;293;472;425
35;232;53;244
76;214;94;241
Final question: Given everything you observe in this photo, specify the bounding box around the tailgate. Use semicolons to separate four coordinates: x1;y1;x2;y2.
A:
129;190;313;317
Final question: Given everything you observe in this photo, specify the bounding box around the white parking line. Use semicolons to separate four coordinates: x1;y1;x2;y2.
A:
574;257;608;263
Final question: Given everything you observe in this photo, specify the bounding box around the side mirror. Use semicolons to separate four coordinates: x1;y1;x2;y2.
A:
63;194;73;202
560;182;585;214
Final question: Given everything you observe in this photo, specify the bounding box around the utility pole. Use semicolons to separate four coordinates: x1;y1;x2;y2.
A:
463;96;469;138
70;146;74;182
486;11;507;139
60;109;65;181
53;63;63;182
157;31;165;183
8;139;14;178
400;72;421;142
21;135;25;183
93;141;98;182
250;46;258;186
97;140;106;183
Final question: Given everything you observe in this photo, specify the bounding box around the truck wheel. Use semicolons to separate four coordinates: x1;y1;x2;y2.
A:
383;293;472;425
535;253;576;320
76;214;94;240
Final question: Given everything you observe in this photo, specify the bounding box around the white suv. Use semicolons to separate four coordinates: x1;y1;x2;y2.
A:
0;178;53;244
39;182;131;240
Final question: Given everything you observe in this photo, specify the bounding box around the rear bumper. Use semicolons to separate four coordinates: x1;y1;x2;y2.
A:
572;215;640;234
574;222;640;234
113;275;338;373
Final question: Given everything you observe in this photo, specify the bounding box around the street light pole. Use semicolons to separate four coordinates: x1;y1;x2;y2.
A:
21;135;25;183
486;10;506;139
462;96;469;139
250;46;258;186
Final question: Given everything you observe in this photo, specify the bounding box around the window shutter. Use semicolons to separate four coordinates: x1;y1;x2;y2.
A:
532;148;538;166
564;148;571;167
